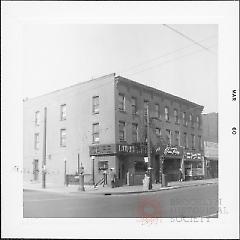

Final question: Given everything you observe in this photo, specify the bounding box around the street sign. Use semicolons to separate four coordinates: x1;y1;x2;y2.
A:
144;157;149;163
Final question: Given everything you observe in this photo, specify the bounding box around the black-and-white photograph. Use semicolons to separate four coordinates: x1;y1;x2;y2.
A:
22;23;219;218
2;2;239;239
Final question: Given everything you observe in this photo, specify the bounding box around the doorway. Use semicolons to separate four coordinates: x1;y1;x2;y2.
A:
33;159;39;181
119;157;128;186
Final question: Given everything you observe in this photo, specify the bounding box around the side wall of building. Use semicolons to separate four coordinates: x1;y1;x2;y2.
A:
23;74;116;186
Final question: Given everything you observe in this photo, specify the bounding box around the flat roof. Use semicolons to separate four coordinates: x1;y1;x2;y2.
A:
116;75;204;110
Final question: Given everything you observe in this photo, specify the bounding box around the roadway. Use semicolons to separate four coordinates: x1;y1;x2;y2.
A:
23;183;218;218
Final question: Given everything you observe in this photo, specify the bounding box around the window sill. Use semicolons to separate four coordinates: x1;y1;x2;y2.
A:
92;142;100;145
92;112;99;115
60;119;66;121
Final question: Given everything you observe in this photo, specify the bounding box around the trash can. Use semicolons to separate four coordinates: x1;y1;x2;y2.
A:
162;174;168;187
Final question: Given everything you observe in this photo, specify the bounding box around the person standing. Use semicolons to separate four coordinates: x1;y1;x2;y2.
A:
179;168;183;182
109;168;115;188
103;169;107;187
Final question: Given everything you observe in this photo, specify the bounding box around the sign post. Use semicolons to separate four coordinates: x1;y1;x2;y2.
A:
146;104;152;190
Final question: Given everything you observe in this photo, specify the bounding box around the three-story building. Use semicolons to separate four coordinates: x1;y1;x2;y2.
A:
23;73;204;186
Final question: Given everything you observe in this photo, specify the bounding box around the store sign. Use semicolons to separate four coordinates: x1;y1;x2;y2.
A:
117;143;148;155
89;143;149;156
89;144;117;156
184;152;202;160
164;146;181;156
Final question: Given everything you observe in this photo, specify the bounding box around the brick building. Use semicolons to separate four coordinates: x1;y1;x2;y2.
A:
23;73;204;187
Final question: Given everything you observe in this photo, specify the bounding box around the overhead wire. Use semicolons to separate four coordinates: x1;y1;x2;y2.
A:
123;43;217;77
162;24;216;55
116;34;217;76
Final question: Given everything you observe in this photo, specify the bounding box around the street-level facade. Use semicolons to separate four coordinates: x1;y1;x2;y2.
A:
23;73;204;186
202;112;218;178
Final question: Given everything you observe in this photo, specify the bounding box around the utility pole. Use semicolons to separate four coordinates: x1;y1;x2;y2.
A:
42;107;47;188
146;103;152;190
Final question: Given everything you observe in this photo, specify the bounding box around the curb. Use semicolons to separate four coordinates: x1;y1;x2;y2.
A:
99;181;218;196
23;181;218;196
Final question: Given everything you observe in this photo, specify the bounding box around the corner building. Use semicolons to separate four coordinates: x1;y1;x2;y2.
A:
23;73;204;187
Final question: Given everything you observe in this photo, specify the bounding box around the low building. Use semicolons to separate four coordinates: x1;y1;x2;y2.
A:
23;73;204;186
204;141;218;178
202;112;218;178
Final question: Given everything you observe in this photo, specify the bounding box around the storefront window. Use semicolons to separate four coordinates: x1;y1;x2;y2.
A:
134;161;147;172
98;161;108;171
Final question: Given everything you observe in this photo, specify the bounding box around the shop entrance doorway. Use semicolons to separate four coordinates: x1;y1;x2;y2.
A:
119;157;128;186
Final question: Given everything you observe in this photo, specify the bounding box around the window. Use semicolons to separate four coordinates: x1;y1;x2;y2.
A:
183;112;187;126
196;116;201;129
34;133;40;150
155;128;161;137
132;123;138;143
119;121;126;142
60;104;66;121
174;109;179;124
144;100;149;116
191;134;195;149
164;107;169;121
92;123;100;143
131;97;137;114
118;94;125;111
175;131;180;146
60;129;67;147
183;132;188;148
189;113;194;127
198;135;202;150
35;111;40;126
166;129;171;145
154;104;160;119
98;161;108;171
135;161;147;172
92;96;99;114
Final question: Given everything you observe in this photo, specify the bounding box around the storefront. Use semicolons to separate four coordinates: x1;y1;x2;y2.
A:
182;151;204;180
89;143;151;186
162;146;184;181
204;141;218;178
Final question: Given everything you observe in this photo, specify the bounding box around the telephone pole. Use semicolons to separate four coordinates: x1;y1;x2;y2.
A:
146;103;152;189
42;107;47;188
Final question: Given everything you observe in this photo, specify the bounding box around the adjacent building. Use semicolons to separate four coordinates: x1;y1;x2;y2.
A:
202;112;218;178
23;73;204;186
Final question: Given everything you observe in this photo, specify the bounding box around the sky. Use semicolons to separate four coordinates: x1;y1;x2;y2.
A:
22;24;218;113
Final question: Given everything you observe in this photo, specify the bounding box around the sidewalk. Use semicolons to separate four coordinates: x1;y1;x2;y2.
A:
23;178;218;195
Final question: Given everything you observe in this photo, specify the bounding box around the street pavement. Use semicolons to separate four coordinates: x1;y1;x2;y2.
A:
23;183;218;218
